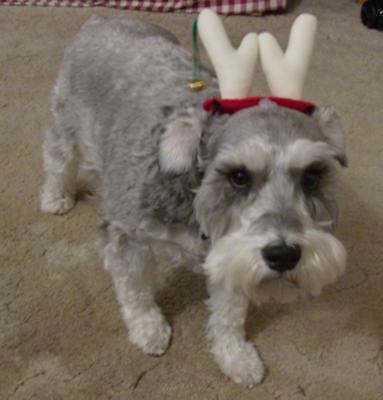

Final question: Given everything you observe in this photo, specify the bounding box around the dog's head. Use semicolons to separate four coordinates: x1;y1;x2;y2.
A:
159;99;347;303
158;11;347;304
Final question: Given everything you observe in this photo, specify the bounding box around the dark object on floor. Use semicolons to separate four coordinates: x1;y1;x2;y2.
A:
361;0;383;30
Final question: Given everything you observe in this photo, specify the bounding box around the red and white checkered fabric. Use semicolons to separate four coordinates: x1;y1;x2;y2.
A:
0;0;287;14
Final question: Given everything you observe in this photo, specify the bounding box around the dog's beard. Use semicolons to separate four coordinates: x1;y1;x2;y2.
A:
203;229;346;304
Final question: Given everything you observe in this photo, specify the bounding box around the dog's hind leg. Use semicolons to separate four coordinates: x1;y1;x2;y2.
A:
40;83;80;215
40;121;78;215
104;233;171;356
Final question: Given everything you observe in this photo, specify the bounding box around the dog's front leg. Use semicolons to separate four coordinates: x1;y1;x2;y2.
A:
206;283;265;388
104;239;171;356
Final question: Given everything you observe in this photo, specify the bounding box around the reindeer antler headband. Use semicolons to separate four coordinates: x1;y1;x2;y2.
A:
193;9;318;115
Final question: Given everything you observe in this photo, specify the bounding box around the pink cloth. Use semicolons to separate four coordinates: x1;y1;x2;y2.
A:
0;0;287;14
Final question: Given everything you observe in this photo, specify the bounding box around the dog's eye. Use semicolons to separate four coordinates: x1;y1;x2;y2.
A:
229;169;252;190
302;165;326;192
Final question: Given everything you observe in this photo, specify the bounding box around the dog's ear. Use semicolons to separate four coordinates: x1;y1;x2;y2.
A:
159;108;206;175
313;105;348;167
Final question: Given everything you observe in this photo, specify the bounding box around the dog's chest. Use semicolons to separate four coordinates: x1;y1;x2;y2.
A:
137;220;209;271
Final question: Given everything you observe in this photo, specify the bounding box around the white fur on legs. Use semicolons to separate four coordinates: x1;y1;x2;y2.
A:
123;305;171;356
207;283;265;388
40;128;78;215
40;175;76;214
104;241;171;356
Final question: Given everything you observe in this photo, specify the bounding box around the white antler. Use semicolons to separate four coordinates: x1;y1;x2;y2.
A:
258;14;318;99
198;9;258;98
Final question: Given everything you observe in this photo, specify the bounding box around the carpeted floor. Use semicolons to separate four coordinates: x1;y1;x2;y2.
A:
1;1;383;399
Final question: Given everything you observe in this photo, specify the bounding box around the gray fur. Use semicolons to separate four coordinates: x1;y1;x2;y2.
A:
44;15;345;240
41;15;347;387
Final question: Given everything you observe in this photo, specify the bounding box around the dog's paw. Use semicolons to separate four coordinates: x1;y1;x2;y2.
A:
213;341;265;388
40;192;75;215
128;312;172;356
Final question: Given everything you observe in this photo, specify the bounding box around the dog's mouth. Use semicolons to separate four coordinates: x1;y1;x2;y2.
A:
247;272;310;304
260;273;299;288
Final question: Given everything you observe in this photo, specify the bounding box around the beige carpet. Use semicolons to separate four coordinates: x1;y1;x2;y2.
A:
1;1;383;399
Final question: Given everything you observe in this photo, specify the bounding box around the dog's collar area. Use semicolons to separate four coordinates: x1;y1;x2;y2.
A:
203;97;316;115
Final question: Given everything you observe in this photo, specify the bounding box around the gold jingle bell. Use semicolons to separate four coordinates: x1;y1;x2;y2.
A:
187;80;206;91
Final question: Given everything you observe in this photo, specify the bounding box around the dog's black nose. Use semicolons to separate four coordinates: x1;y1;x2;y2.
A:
262;243;301;273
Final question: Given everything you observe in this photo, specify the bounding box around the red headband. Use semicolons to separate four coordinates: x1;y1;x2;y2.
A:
203;97;316;115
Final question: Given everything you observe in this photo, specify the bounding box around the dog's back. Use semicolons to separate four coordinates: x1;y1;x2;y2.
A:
51;15;200;149
42;16;217;221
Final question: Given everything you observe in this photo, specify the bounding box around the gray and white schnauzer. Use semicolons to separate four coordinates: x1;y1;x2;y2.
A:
40;13;347;387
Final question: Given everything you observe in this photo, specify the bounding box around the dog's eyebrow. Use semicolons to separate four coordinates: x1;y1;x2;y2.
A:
215;164;248;175
283;139;338;169
289;160;331;178
216;141;270;174
305;161;330;172
215;160;268;178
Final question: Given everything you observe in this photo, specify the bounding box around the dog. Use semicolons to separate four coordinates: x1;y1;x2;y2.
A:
40;15;347;387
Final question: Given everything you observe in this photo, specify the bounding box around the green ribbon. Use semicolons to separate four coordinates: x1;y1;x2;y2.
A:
192;17;202;83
